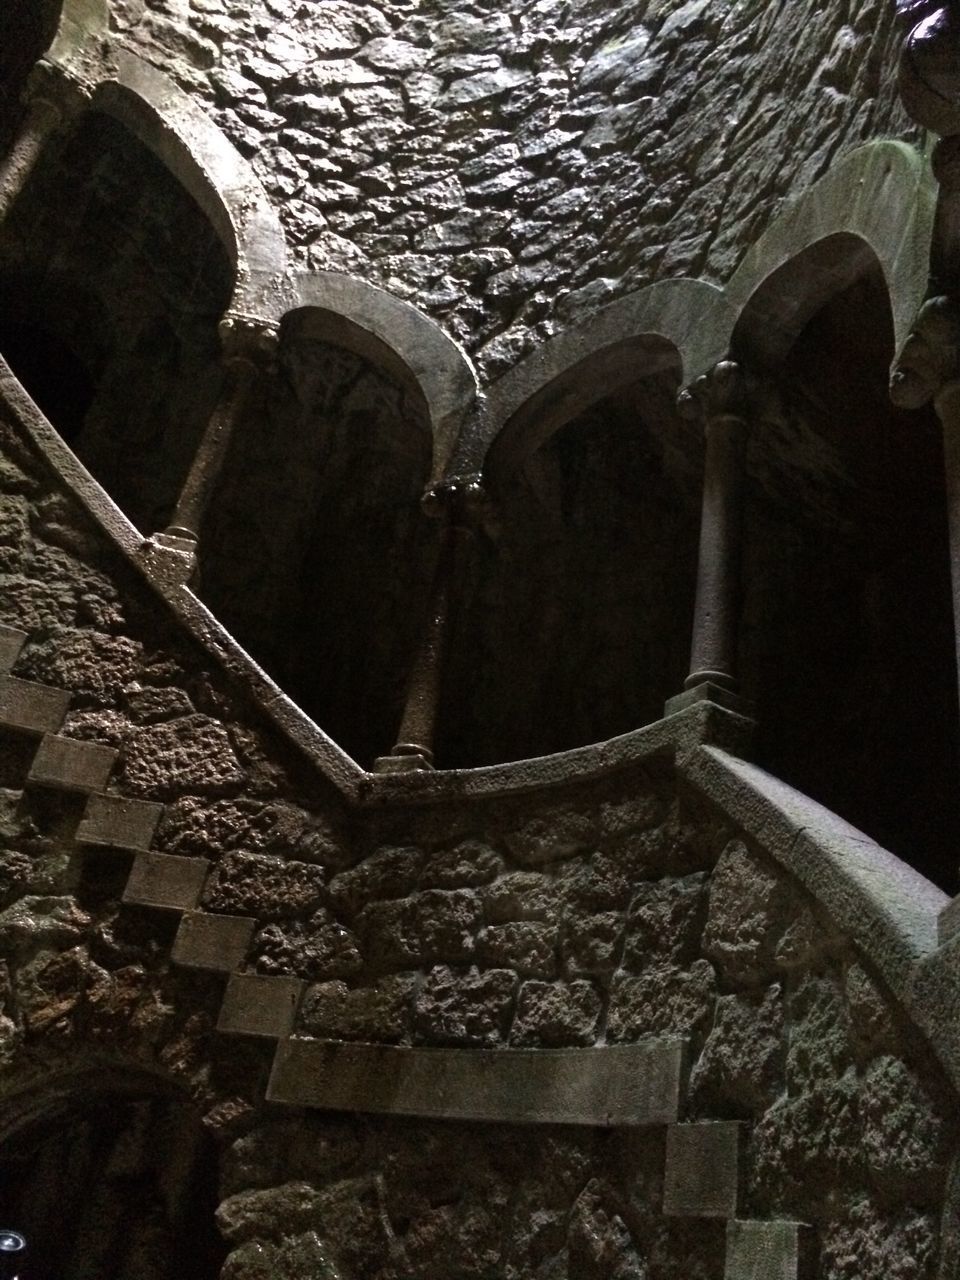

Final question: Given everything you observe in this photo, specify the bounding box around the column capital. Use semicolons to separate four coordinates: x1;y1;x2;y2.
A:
217;313;279;369
676;360;771;427
421;474;490;530
890;296;960;409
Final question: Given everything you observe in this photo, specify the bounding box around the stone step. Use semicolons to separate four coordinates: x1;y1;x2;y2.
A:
0;675;70;736
122;852;208;912
664;1121;742;1219
172;910;256;973
28;733;117;793
267;1037;686;1126
724;1219;813;1280
76;793;164;853
218;973;305;1039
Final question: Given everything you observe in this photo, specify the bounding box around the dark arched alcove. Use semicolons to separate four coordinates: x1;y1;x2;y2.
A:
437;346;701;767
735;240;960;892
0;0;62;143
0;109;233;532
200;317;440;769
0;1084;226;1280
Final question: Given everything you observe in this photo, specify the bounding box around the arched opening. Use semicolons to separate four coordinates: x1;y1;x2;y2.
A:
0;1077;226;1279
199;313;440;769
437;340;701;767
734;237;960;892
0;108;233;533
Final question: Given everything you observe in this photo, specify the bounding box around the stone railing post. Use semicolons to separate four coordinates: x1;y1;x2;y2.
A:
374;477;486;773
891;297;960;688
152;314;278;572
665;360;760;718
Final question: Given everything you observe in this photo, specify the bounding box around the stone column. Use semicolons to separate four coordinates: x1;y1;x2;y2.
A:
153;315;277;569
891;297;960;689
374;477;486;773
665;360;758;717
0;93;64;223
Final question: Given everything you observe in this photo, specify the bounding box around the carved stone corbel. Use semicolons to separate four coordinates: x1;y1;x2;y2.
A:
152;313;278;574
374;475;487;774
666;360;770;719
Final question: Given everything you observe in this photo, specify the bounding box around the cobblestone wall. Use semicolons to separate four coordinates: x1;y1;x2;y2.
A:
111;0;916;379
215;775;953;1279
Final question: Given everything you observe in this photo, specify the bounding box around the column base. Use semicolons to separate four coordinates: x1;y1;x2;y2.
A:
137;532;197;587
664;680;755;719
372;745;435;774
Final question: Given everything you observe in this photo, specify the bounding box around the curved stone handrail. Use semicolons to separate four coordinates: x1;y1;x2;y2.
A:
0;360;365;799
680;744;960;1096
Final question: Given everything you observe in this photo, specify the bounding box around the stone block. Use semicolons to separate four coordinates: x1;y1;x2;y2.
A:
664;1122;741;1218
268;1037;686;1125
664;682;755;719
218;973;304;1038
725;1220;812;1280
298;976;415;1043
28;734;117;793
123;852;208;911
0;625;27;673
0;677;70;735
172;911;256;972
76;793;164;852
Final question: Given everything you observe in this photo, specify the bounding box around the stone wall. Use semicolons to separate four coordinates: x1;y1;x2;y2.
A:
217;773;952;1278
110;0;916;379
0;389;953;1277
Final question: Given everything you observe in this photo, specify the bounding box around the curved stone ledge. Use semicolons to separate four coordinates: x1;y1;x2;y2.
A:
679;744;953;1078
267;1037;686;1127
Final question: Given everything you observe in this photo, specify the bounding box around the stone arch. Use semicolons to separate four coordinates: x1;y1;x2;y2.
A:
725;226;960;892
726;140;935;365
91;51;289;323
434;294;717;768
0;1061;228;1278
198;296;455;770
457;278;736;480
291;271;479;482
0;99;236;535
47;0;109;67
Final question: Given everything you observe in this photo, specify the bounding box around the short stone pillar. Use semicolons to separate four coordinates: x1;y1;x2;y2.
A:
374;476;486;773
151;314;278;575
666;360;760;718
